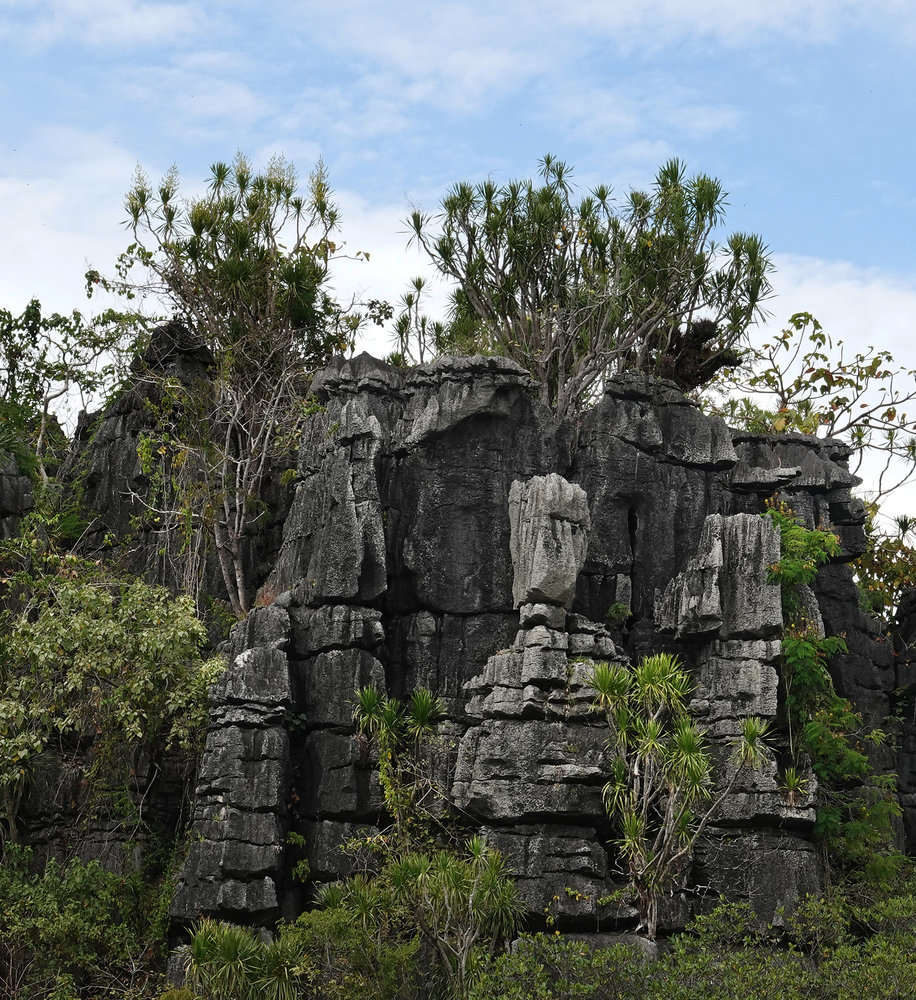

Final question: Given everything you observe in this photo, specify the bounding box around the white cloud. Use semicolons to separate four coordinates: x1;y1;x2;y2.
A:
0;127;140;314
282;0;916;126
543;81;740;149
762;254;916;366
278;84;413;142
557;0;913;48
0;0;206;50
119;53;267;141
287;0;576;116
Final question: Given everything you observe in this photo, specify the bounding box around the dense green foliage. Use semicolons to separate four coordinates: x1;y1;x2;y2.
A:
0;508;220;852
0;845;171;1000
855;508;916;619
181;879;916;1000
469;888;916;1000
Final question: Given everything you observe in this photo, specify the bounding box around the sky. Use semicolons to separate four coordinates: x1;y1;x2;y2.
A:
2;0;916;507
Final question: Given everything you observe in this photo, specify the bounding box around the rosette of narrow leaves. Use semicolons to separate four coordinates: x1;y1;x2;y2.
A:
618;811;649;871
666;718;713;799
353;684;385;738
251;935;304;1000
352;684;443;847
387;839;524;996
588;662;632;747
407;687;444;744
602;756;634;818
185;919;262;1000
632;653;692;716
736;716;772;770
185;918;306;1000
587;653;772;940
315;881;346;910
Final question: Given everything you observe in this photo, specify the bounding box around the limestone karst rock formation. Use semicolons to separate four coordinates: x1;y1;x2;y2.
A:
162;354;886;931
9;346;914;936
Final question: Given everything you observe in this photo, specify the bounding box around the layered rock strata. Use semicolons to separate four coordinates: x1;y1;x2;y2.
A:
38;350;906;932
162;355;886;932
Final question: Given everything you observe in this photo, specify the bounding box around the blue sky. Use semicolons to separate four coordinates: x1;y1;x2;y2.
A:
2;0;916;505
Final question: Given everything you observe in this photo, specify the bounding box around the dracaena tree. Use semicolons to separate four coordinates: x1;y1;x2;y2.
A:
588;653;771;940
408;155;772;419
88;153;356;616
350;685;523;998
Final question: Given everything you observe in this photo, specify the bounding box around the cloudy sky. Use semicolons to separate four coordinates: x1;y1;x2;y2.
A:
2;0;915;503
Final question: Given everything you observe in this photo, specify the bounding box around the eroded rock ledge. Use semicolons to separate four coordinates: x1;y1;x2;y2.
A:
16;349;900;934
153;353;893;933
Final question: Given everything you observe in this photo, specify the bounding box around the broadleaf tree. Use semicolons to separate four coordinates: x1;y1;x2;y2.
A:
408;155;773;418
0;532;220;848
704;312;916;619
0;300;135;481
706;311;916;503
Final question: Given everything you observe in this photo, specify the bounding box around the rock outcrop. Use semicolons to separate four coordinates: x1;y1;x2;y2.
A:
32;349;909;935
153;353;891;933
0;448;33;538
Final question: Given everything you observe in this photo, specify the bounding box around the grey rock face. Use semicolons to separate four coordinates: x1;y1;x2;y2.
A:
509;474;590;608
0;449;33;538
655;514;783;641
56;351;894;935
172;611;293;926
660;513;819;854
693;830;822;926
453;480;632;912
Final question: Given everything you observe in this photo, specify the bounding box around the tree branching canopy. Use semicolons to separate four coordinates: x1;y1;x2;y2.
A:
88;153;357;616
0;300;133;481
408;155;773;418
706;311;916;504
92;151;350;373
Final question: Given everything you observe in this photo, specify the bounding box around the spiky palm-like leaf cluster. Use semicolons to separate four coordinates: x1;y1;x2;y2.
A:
588;653;770;940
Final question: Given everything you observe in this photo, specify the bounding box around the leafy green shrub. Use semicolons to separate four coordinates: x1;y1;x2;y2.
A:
469;933;652;1000
0;397;40;479
0;845;165;998
280;907;419;1000
0;542;221;845
604;602;630;628
351;684;523;996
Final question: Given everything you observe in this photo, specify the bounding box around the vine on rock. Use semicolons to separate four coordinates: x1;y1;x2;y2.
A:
763;497;901;876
